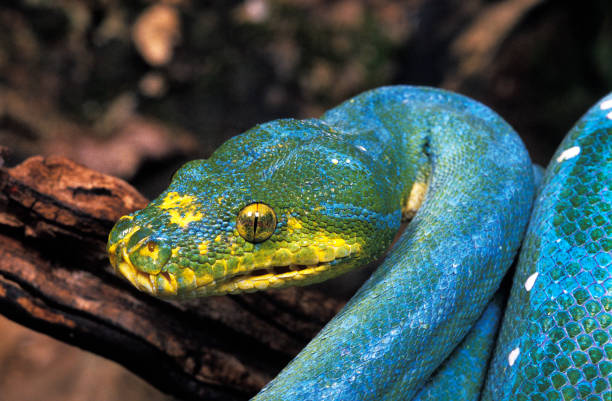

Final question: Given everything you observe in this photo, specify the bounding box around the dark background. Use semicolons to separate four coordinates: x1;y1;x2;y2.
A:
0;0;611;399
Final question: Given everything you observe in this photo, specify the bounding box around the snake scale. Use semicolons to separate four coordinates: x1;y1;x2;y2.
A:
107;86;611;400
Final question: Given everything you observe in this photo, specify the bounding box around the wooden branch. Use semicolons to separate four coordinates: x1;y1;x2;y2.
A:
0;153;347;400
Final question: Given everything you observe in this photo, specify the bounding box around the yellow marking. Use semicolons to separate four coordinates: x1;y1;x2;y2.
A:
404;181;428;219
159;192;196;209
251;273;274;282
118;261;135;284
317;247;336;263
287;216;303;230
177;268;197;291
277;270;299;279
330;238;347;247
146;225;363;296
159;191;204;228
207;258;358;296
238;280;254;290
214;234;223;243
135;271;154;293
107;242;118;258
168;209;203;228
137;242;160;261
212;259;227;279
195;273;214;287
156;273;178;296
254;280;269;290
217;197;225;205
269;281;284;288
198;241;209;255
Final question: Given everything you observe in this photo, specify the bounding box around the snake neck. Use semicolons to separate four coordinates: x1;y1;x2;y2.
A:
253;86;534;399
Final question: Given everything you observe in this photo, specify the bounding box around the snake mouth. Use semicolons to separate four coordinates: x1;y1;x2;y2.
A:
109;232;362;297
216;261;341;294
206;241;363;296
112;248;359;298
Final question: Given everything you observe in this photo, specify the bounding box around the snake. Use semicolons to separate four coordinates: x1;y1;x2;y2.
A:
106;86;610;400
482;94;612;400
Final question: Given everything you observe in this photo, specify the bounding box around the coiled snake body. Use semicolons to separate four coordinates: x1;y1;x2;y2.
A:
107;86;611;400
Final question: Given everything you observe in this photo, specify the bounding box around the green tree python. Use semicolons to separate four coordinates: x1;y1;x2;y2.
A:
106;86;611;400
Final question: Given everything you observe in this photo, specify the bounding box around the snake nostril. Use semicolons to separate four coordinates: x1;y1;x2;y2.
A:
147;241;157;252
128;237;172;275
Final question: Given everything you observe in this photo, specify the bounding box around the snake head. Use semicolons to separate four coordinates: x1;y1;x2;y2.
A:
107;119;402;298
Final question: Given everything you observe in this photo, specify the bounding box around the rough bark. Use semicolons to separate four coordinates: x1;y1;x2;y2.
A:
0;153;346;401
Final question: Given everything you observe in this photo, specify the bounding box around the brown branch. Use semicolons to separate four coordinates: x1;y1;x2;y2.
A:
0;154;347;400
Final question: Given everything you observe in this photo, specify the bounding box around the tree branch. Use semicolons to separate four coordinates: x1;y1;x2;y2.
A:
0;154;346;400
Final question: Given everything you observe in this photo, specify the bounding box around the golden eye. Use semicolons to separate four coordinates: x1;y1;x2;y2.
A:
236;203;277;243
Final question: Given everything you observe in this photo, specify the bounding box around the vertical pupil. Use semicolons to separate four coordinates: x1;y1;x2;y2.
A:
236;203;276;243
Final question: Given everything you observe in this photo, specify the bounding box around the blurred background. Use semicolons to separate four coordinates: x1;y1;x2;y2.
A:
0;0;611;399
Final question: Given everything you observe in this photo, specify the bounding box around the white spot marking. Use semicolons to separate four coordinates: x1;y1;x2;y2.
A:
524;272;539;292
607;111;612;120
600;99;612;110
345;159;351;164
556;146;580;162
356;145;367;152
555;238;561;243
331;158;339;165
508;347;520;366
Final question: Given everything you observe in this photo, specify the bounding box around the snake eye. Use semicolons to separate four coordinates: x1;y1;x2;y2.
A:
236;203;277;243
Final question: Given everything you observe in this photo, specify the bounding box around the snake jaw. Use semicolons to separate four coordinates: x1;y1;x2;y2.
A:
112;248;356;298
114;246;179;296
213;261;341;295
135;245;360;298
201;241;363;296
